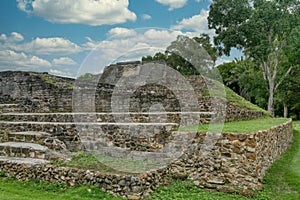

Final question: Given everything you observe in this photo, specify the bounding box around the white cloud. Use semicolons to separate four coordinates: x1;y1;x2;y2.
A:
171;9;214;36
143;29;183;46
80;28;183;74
49;69;73;77
0;34;7;41
155;0;188;10
16;37;81;55
142;14;152;20
0;32;24;43
107;27;138;38
0;32;81;55
84;28;182;52
52;57;77;66
195;0;212;2
0;32;80;73
0;50;51;70
17;0;136;26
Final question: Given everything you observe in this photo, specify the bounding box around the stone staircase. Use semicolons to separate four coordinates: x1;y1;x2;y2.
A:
0;104;68;166
0;103;213;168
0;133;51;165
0;128;70;163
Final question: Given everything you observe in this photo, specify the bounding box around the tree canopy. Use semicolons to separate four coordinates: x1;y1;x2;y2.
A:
142;34;218;76
208;0;300;116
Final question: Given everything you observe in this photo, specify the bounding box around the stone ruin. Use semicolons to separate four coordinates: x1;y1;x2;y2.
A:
0;61;293;199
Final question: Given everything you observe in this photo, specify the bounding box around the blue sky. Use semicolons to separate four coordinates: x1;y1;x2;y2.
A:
0;0;239;77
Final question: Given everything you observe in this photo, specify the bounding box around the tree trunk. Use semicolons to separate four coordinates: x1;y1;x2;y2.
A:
268;81;275;117
284;103;288;118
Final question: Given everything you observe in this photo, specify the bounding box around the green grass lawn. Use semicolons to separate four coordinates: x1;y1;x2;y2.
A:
0;121;299;200
180;117;290;133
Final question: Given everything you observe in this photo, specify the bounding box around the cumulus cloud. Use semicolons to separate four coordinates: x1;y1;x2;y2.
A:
16;37;81;55
195;0;212;2
155;0;188;10
0;32;81;55
171;9;214;36
0;32;82;72
49;69;73;77
80;28;183;75
84;28;182;52
0;50;51;70
142;14;152;20
107;27;138;38
52;57;77;66
17;0;137;26
0;34;6;41
0;32;24;43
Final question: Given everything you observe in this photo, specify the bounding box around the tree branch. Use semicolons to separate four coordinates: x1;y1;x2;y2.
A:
275;65;294;91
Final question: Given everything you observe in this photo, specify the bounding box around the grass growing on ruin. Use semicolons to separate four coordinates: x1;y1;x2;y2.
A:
179;117;289;133
223;86;269;116
51;151;163;174
0;122;299;200
51;152;121;174
95;154;163;174
204;79;269;116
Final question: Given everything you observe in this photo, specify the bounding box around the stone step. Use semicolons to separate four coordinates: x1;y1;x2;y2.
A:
0;156;49;166
0;104;23;113
0;112;213;124
0;142;50;160
0;121;178;151
3;131;51;143
0;121;178;135
0;121;178;152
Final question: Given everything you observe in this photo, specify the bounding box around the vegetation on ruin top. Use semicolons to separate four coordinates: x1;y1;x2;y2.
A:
51;151;162;175
30;72;74;88
180;117;290;133
204;79;270;116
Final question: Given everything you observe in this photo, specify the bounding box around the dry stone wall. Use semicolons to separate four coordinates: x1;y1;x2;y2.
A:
0;119;293;198
170;119;293;193
0;121;178;152
0;162;171;199
0;71;73;112
0;62;266;122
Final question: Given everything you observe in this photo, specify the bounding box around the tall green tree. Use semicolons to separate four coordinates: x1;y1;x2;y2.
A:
142;34;218;76
218;59;268;109
208;0;300;116
276;65;300;118
193;33;218;65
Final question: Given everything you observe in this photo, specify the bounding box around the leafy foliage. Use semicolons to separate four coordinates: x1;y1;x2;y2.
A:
218;59;268;110
208;0;300;116
142;34;218;76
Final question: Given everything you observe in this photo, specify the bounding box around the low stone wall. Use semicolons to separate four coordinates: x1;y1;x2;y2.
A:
170;119;293;193
0;112;212;124
0;119;293;198
0;162;171;199
0;121;178;152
